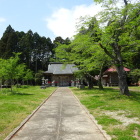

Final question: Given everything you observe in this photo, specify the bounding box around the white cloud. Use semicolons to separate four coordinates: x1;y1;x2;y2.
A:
45;0;138;39
0;17;6;23
45;4;102;39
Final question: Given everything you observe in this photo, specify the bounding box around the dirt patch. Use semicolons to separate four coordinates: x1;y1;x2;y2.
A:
102;110;140;126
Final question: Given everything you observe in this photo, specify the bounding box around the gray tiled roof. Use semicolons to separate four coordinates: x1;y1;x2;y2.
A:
44;63;78;75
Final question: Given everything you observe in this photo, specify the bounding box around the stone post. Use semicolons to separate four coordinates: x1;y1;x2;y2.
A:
71;80;75;87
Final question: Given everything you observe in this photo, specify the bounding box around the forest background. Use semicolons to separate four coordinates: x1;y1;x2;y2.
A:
0;0;140;95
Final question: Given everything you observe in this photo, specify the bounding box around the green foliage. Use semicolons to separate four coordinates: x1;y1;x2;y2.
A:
35;70;44;85
0;25;18;59
0;53;20;81
129;69;140;83
24;69;33;81
0;25;56;72
56;1;140;94
55;17;110;88
0;53;33;88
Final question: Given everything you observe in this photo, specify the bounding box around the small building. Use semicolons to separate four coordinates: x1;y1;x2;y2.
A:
102;66;130;86
43;62;78;86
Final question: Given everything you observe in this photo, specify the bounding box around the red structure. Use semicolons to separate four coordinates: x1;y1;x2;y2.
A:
102;66;130;86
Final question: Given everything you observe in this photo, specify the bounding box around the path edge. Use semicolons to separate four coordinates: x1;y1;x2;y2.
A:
69;87;112;140
4;87;58;140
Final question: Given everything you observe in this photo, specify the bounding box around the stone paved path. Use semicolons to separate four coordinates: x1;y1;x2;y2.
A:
8;87;110;140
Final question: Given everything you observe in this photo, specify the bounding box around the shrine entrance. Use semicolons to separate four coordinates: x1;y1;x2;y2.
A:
51;75;73;86
43;63;78;87
58;76;70;86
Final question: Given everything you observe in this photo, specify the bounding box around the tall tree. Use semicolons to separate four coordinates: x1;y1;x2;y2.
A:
55;18;109;89
53;36;71;61
0;25;56;74
18;30;34;69
92;0;140;95
0;25;18;59
53;36;65;48
0;53;26;90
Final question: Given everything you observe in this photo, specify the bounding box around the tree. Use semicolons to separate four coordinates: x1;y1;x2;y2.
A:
0;53;30;91
55;17;111;89
0;26;56;74
23;69;33;85
0;25;18;59
38;37;54;71
91;0;140;95
52;36;71;62
34;70;44;85
55;34;107;89
53;36;65;48
76;17;110;89
129;69;140;84
15;63;26;85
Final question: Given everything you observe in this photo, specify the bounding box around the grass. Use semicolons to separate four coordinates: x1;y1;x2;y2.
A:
106;86;140;91
0;86;57;140
129;86;140;91
71;87;140;140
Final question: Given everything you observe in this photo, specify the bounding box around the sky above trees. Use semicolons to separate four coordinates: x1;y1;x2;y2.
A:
0;0;97;40
0;0;138;40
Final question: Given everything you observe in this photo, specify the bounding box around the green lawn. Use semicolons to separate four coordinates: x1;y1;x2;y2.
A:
71;87;140;140
102;86;140;92
129;86;140;91
0;86;57;140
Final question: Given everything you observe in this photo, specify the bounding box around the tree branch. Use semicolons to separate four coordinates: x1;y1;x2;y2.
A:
86;72;94;78
99;43;117;60
124;0;128;6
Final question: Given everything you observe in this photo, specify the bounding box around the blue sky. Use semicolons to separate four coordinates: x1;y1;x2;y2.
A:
0;0;102;40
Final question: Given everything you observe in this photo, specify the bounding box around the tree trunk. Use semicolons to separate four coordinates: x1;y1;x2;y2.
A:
88;80;94;89
98;77;103;90
116;65;130;96
85;74;94;89
10;79;13;92
22;80;25;85
98;62;105;90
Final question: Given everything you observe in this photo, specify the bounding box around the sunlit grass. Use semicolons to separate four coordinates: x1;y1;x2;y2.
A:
0;86;57;140
71;87;140;140
103;86;140;91
129;86;140;91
